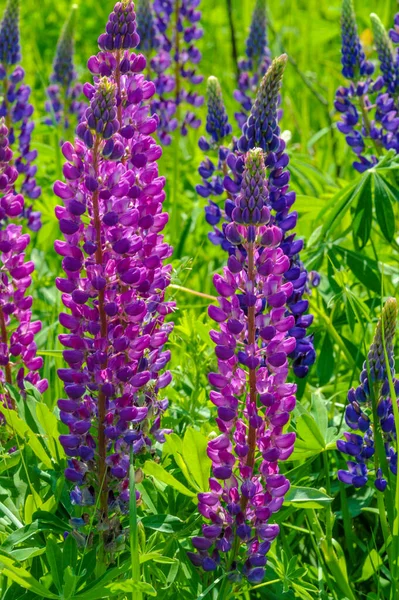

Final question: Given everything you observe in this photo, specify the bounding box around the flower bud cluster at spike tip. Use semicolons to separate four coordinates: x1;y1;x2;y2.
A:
233;0;271;130
0;120;47;419
45;6;86;132
77;78;119;146
54;1;174;518
98;0;140;52
190;148;296;582
340;0;374;79
0;0;20;66
232;149;270;225
204;77;232;145
238;54;287;154
338;298;398;493
371;14;398;93
137;0;158;53
0;0;41;229
149;0;204;145
197;54;316;378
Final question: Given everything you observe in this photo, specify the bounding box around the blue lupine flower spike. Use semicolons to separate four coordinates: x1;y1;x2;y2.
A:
206;76;232;144
0;0;20;66
338;298;398;492
371;13;398;93
340;0;374;79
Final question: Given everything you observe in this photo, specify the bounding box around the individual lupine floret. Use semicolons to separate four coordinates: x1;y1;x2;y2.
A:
340;0;374;79
197;55;315;377
233;0;271;130
189;149;296;582
54;4;174;534
338;298;398;492
45;6;86;132
0;120;47;416
150;0;204;145
0;0;41;230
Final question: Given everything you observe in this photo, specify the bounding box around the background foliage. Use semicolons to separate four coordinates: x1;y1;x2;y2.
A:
1;0;399;598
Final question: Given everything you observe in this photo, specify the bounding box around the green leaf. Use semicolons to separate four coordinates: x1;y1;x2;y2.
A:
353;173;372;248
183;428;211;491
140;514;184;534
334;247;381;294
46;538;63;593
143;461;195;497
107;580;156;596
139;553;177;565
284;486;333;508
291;413;326;460
0;552;58;599
374;174;395;242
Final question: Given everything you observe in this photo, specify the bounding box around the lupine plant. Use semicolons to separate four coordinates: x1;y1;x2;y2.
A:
0;0;41;230
334;0;399;172
45;5;85;136
149;0;204;145
0;119;47;419
233;0;271;130
54;0;174;552
190;147;298;584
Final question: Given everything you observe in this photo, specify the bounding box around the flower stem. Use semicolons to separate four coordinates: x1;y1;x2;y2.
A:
0;306;12;391
91;138;109;527
169;283;215;301
129;444;142;600
115;49;123;125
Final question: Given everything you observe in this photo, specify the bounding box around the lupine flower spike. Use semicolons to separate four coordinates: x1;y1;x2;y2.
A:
137;0;158;53
0;0;41;229
149;0;204;145
0;119;47;419
234;0;271;129
54;0;174;544
190;147;297;583
203;76;232;146
338;298;398;491
198;55;316;377
335;4;399;171
45;5;85;133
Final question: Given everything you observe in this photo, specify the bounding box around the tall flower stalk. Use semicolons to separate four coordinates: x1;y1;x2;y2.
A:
0;119;47;418
0;0;41;230
338;298;398;492
190;147;297;583
233;0;271;129
190;57;313;583
148;0;204;145
45;5;85;137
54;0;174;549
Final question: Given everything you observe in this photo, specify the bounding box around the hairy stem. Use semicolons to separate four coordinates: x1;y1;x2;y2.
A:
92;138;109;525
115;49;123;125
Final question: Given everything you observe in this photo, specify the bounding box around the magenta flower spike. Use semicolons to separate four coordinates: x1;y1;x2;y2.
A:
0;119;47;416
54;0;174;527
189;148;296;583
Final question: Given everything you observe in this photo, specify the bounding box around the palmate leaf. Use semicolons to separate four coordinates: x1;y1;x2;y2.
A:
352;173;372;248
373;174;395;242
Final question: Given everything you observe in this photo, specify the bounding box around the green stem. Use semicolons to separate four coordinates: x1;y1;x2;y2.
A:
169;283;215;301
129;445;142;600
312;302;356;368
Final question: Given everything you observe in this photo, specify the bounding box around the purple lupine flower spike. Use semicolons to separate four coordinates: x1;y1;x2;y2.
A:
0;0;20;66
335;6;399;171
190;148;296;582
338;298;398;492
0;0;41;229
0;119;47;418
198;55;315;377
233;0;271;130
54;2;174;529
45;6;86;132
151;0;204;145
137;0;159;53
